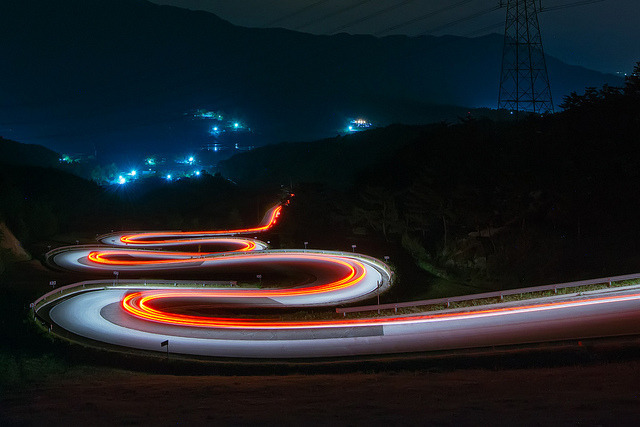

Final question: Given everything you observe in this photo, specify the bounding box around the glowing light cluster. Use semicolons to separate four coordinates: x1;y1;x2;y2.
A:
347;118;372;132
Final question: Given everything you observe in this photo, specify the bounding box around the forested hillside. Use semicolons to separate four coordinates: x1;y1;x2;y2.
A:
233;65;640;294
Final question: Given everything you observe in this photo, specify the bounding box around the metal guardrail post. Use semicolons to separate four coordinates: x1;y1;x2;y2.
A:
335;272;640;315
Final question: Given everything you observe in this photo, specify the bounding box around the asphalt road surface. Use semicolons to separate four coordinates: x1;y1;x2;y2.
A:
36;201;640;358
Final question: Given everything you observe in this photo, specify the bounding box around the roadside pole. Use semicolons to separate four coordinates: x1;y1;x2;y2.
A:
161;339;169;360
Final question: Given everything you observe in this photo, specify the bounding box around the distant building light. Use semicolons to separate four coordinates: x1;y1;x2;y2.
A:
166;174;172;180
118;176;126;185
347;118;372;132
195;171;201;176
130;170;136;176
234;122;239;128
188;156;194;163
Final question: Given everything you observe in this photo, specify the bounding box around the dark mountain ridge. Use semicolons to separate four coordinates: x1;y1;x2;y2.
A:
0;137;60;169
1;0;621;161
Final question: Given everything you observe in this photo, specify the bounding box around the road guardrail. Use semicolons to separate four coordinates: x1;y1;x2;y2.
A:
336;272;640;315
31;279;237;312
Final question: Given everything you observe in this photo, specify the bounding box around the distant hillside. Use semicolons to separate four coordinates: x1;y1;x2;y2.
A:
250;80;640;290
219;124;433;187
1;0;621;160
0;137;100;181
0;137;60;169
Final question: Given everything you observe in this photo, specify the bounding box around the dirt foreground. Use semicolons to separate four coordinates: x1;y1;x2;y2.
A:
3;358;640;426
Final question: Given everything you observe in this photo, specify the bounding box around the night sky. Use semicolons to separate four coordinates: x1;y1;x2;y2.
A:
150;0;640;75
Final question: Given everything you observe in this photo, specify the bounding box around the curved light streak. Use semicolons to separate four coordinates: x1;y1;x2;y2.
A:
45;199;386;324
111;252;369;322
118;205;283;246
86;238;259;266
121;288;640;330
43;198;639;359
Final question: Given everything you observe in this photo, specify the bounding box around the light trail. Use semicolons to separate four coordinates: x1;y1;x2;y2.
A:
121;287;640;330
43;196;389;310
86;238;260;266
115;204;283;246
36;195;640;358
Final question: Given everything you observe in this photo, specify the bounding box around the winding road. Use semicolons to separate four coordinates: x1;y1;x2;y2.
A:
35;198;640;359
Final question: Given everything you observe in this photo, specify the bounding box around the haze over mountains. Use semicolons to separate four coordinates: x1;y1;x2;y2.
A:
1;0;621;161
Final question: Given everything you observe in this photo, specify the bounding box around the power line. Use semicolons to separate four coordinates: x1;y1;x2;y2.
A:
286;0;506;80
417;5;502;36
330;0;420;34
462;0;605;37
541;0;605;12
374;0;476;36
462;21;503;37
293;0;376;31
266;0;333;27
259;0;283;11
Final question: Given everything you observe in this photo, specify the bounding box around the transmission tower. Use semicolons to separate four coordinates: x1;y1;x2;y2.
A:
498;0;554;114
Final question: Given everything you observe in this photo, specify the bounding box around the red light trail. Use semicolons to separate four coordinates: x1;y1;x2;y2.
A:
118;205;282;245
91;200;380;326
120;286;640;330
49;198;388;322
37;195;640;358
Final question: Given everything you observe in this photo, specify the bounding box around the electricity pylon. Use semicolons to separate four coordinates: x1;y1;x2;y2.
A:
498;0;554;115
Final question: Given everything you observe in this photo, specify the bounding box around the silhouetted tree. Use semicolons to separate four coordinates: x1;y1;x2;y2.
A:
352;186;400;241
624;62;640;95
